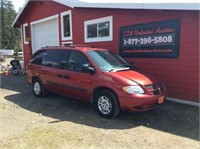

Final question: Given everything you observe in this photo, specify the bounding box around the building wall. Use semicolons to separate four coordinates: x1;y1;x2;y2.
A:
20;1;199;102
72;8;199;102
20;1;71;68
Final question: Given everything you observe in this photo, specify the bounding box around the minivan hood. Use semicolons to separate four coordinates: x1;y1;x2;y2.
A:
110;70;160;85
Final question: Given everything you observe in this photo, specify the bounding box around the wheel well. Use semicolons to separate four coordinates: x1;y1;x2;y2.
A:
91;87;118;104
32;76;40;83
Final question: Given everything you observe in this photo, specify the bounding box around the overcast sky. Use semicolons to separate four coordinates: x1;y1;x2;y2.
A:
11;0;26;11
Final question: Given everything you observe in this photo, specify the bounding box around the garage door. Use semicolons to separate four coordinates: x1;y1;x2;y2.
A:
32;18;59;54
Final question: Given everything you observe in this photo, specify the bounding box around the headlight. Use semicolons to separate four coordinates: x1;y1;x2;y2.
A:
122;86;144;94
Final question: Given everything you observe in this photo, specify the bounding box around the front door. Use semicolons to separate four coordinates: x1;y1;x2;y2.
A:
59;50;93;101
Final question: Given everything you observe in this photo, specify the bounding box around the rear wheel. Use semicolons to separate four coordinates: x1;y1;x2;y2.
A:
94;90;120;118
32;78;47;97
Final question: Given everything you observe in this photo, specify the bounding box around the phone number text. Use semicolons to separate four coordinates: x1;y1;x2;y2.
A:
123;35;173;46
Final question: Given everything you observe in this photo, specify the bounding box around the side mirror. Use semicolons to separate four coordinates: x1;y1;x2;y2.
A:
82;64;95;74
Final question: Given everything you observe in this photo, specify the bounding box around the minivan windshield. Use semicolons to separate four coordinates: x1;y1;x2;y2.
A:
86;50;132;72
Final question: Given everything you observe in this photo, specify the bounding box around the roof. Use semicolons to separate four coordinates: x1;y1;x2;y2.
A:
12;0;200;27
40;45;106;53
55;0;200;10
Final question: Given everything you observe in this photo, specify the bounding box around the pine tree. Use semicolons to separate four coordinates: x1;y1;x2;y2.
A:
0;0;21;52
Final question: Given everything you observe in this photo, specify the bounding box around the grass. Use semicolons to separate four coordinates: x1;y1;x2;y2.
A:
0;127;78;149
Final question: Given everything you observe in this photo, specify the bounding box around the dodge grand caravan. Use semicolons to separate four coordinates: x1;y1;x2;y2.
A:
27;46;166;118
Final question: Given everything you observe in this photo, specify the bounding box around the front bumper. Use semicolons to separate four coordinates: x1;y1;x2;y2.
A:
118;93;166;112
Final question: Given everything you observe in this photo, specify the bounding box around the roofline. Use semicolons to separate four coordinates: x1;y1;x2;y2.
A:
12;0;29;27
53;0;75;8
75;3;200;11
12;0;200;28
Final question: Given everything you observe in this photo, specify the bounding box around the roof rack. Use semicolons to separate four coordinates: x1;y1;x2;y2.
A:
67;45;95;48
42;46;59;48
41;45;95;49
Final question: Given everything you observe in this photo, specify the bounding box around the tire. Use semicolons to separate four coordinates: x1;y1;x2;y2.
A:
32;78;47;97
94;90;120;119
19;70;25;76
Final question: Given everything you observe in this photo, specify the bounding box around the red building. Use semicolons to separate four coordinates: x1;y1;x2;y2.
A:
12;0;199;104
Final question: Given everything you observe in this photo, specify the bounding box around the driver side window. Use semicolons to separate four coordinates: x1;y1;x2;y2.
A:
67;51;91;72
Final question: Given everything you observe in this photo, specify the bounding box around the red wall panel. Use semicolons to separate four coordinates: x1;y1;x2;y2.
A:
20;1;71;69
72;8;199;102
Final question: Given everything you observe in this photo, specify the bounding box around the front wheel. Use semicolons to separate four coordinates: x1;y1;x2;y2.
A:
32;78;47;97
94;90;120;119
19;69;25;76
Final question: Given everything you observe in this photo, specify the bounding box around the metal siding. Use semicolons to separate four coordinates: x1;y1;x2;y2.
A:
72;8;199;102
31;17;59;53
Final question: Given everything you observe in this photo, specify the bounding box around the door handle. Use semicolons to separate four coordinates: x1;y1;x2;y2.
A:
64;75;70;79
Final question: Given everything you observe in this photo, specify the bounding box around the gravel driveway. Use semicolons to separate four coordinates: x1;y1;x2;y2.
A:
0;73;199;149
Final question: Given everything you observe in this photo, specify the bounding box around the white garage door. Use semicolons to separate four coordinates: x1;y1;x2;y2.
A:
32;18;59;54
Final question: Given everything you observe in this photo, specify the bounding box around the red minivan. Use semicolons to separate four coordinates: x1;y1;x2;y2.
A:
27;46;166;118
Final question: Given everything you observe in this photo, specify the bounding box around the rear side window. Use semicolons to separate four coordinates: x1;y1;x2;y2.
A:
44;50;69;69
30;50;46;65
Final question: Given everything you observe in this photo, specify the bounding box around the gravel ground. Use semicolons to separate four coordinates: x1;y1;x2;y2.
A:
0;59;199;149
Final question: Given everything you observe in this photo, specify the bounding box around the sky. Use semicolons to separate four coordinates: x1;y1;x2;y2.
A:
11;0;26;11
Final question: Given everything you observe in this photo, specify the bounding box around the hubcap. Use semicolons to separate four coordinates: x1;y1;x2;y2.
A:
98;96;112;114
34;82;41;95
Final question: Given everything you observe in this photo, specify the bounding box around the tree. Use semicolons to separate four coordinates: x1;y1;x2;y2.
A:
0;0;21;51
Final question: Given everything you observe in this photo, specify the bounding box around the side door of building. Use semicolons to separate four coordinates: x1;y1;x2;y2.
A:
58;50;94;101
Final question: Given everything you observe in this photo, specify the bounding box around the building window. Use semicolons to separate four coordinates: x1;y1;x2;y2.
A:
61;10;72;41
84;16;113;43
23;23;29;44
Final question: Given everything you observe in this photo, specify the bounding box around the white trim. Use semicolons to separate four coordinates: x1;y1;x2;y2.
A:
62;41;73;46
23;23;29;44
54;0;200;10
20;25;25;64
60;10;73;41
53;0;75;8
30;14;59;25
84;16;113;43
12;0;29;27
31;15;59;54
167;97;200;107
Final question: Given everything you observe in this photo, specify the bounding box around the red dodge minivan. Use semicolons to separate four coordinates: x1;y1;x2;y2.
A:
27;46;166;118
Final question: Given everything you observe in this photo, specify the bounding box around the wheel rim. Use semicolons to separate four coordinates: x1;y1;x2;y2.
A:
34;82;41;95
19;70;24;75
98;96;112;115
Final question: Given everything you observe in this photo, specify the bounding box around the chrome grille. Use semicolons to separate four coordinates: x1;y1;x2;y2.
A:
145;82;165;95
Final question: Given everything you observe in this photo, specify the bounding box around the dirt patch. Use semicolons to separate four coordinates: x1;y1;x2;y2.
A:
0;74;199;149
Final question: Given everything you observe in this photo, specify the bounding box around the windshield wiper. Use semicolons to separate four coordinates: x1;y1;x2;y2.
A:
109;67;130;72
118;64;140;70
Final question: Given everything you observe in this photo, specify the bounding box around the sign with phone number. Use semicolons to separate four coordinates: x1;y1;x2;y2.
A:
120;19;180;58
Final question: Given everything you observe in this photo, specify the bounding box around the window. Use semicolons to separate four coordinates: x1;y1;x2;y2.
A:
61;10;72;41
62;41;73;47
67;51;91;72
45;50;69;69
84;16;113;43
86;50;130;72
30;50;47;65
23;23;29;44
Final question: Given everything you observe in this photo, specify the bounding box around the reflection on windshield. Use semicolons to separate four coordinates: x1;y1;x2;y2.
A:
86;50;131;72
